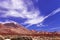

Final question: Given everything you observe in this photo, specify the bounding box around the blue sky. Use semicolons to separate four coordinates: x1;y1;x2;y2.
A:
0;0;60;32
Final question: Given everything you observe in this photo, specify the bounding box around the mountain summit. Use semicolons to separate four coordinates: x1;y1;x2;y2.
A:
0;22;33;35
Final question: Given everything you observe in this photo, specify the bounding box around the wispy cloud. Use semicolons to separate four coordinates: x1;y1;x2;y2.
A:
0;0;60;27
0;20;17;24
48;27;60;31
44;8;60;19
24;8;60;27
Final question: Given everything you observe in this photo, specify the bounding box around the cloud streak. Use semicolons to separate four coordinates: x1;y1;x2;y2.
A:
48;27;60;31
24;8;60;26
45;8;60;19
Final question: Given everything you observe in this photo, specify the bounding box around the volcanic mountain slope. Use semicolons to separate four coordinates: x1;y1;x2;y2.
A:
0;23;33;35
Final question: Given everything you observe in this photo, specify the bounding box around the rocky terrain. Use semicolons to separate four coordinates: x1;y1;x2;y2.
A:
0;22;60;36
0;22;60;40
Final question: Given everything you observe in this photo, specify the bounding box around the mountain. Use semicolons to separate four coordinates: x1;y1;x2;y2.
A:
0;22;60;37
0;22;34;35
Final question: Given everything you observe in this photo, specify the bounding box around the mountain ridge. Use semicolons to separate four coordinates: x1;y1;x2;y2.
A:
0;22;34;35
0;22;60;37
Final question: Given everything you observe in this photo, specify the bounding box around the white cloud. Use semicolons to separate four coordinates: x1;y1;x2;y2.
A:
4;10;24;17
0;0;60;27
0;0;40;18
0;0;25;9
24;8;60;27
0;20;17;24
24;16;44;24
48;27;60;31
44;8;60;19
37;23;48;27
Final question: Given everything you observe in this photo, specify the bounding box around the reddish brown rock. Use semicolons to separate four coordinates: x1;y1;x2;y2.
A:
0;23;60;37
